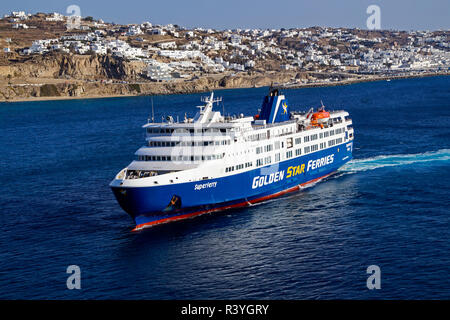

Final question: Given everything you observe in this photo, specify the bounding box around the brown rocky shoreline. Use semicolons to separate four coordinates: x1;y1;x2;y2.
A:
0;64;300;102
1;71;447;103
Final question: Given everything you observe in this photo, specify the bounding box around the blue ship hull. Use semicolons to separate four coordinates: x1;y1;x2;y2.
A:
111;142;353;231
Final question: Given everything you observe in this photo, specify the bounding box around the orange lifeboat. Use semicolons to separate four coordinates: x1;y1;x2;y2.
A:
311;107;330;128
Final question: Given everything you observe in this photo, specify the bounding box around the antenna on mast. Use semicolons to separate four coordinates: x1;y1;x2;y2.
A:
320;100;325;111
200;91;222;112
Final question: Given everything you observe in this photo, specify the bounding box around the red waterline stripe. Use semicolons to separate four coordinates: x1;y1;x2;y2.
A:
132;172;334;232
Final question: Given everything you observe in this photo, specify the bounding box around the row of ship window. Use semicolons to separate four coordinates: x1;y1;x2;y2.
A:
148;140;231;147
302;128;344;143
256;144;275;154
140;132;347;165
147;127;345;150
255;154;280;167
147;128;229;134
137;153;225;161
253;128;345;156
247;132;269;142
303;138;343;154
249;123;342;144
225;162;253;173
255;137;345;165
246;127;295;143
256;156;272;166
226;135;347;172
140;137;345;165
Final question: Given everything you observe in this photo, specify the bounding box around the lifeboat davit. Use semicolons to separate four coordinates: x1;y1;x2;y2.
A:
311;107;330;127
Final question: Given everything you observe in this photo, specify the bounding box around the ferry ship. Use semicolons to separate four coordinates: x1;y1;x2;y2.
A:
110;88;354;231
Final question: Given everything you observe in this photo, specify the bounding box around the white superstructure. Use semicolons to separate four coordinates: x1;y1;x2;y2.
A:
111;92;354;188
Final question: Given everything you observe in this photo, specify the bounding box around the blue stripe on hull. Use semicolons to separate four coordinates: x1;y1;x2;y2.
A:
111;142;353;227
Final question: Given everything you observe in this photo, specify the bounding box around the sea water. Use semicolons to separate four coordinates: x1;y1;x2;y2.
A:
0;76;448;299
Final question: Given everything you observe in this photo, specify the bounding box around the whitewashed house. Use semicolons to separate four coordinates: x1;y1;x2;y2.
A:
91;43;107;55
147;61;173;81
245;60;256;68
230;34;242;44
126;25;143;36
46;12;65;21
150;28;166;35
158;41;177;49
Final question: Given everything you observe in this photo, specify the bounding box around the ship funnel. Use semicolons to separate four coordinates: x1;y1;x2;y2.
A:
258;88;290;123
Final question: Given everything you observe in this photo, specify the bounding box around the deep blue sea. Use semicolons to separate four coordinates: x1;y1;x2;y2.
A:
0;76;449;299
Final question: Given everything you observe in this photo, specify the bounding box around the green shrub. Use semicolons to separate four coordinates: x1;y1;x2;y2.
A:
128;83;141;93
40;84;60;97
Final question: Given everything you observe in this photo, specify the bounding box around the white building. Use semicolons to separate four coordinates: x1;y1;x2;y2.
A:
126;25;143;36
46;12;65;21
158;41;177;49
147;61;173;81
280;64;293;70
158;50;205;60
245;60;255;68
230;34;242;44
141;21;152;29
91;43;107;55
150;28;166;35
11;11;27;20
12;23;28;29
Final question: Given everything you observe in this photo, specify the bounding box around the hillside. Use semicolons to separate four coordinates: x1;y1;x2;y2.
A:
0;11;448;101
0;52;145;80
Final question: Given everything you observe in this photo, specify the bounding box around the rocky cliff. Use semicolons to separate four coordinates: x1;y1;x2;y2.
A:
0;70;304;101
0;52;146;80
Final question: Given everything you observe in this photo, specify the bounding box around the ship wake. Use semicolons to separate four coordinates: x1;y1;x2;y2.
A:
339;149;450;173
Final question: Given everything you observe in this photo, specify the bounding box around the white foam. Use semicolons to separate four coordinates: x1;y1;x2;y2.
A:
340;149;450;173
